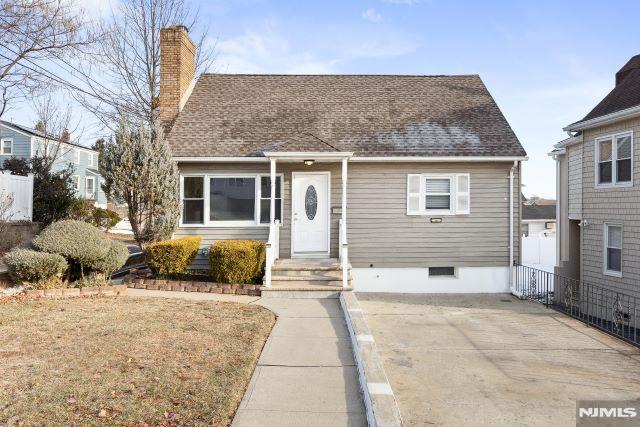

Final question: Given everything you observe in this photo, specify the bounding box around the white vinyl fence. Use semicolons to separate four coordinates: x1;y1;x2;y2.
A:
522;235;556;273
0;171;34;221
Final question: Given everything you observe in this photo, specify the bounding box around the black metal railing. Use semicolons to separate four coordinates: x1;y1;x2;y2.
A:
514;264;640;347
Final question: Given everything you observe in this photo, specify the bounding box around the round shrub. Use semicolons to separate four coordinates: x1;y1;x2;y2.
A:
209;240;266;284
32;220;110;267
88;239;129;275
93;208;121;231
146;236;201;276
4;248;68;286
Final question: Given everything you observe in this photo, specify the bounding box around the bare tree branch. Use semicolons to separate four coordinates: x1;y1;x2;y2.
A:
0;0;90;118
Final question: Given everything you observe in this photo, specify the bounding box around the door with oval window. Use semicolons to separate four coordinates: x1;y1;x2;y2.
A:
292;172;329;255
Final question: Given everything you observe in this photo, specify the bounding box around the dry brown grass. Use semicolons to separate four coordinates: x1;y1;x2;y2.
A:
0;296;275;426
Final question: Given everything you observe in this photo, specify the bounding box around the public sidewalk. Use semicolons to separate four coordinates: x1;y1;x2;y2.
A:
233;298;366;426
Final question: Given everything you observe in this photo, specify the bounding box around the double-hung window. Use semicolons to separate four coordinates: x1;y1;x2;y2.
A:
407;173;470;215
181;174;283;226
1;138;12;155
72;175;80;191
88;153;94;167
604;223;622;276
85;177;95;199
74;149;80;164
597;132;633;186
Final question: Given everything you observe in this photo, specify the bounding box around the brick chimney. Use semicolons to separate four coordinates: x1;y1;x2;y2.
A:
160;25;196;132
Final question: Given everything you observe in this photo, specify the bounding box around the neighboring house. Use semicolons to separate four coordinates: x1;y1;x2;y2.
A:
552;54;640;295
522;200;556;237
160;26;527;293
0;120;106;207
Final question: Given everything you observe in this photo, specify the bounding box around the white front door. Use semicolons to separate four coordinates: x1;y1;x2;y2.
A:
292;172;330;255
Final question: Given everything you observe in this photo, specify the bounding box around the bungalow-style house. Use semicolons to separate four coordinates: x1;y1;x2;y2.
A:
0;120;106;207
160;26;527;293
552;54;640;296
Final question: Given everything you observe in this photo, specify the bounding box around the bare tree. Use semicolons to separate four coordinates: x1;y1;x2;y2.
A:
30;93;84;168
0;0;89;118
76;0;215;128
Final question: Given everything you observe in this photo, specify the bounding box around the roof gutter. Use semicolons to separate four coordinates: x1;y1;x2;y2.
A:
173;155;529;162
564;104;640;132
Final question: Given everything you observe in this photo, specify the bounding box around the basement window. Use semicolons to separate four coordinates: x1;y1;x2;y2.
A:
429;267;456;277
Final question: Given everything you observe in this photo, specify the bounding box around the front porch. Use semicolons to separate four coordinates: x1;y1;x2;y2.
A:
262;149;353;289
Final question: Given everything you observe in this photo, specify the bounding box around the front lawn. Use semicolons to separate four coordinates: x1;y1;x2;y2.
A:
0;297;275;426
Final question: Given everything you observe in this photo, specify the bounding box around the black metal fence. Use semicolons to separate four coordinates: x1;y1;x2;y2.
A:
513;264;640;347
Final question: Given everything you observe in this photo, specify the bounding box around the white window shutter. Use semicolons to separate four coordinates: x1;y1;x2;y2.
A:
407;174;422;215
455;174;470;214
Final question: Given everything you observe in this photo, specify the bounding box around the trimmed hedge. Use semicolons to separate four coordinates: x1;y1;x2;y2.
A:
32;220;128;278
90;239;130;275
5;248;68;287
69;199;122;231
32;220;109;267
209;240;266;284
146;237;201;276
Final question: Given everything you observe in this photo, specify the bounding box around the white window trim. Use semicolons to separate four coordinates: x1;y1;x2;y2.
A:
1;138;13;155
407;173;470;216
85;176;96;199
72;175;80;191
603;222;623;278
88;153;94;167
595;131;633;188
179;173;284;228
74;149;80;164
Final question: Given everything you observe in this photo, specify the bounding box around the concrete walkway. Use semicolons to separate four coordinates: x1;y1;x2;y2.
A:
233;298;366;427
127;290;366;426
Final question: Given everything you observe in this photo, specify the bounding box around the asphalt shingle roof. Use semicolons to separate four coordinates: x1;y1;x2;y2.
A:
522;203;556;221
167;74;526;158
574;54;640;124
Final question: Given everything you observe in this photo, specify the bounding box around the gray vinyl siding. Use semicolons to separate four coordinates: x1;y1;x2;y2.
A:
347;162;520;268
175;161;520;270
580;117;640;296
0;125;31;164
567;142;583;219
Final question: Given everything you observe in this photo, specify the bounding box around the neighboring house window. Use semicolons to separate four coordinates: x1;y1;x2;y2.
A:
522;223;529;237
1;138;12;155
596;132;633;186
407;173;470;215
86;177;95;199
74;149;80;164
72;175;80;191
180;174;284;226
604;223;622;276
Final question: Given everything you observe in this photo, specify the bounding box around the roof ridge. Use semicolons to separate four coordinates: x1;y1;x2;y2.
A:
199;73;480;78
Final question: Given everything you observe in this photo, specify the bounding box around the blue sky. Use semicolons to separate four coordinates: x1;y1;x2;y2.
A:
7;0;640;198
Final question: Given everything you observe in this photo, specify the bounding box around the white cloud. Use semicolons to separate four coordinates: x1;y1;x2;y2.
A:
216;28;338;74
215;20;419;74
362;8;383;23
75;0;119;20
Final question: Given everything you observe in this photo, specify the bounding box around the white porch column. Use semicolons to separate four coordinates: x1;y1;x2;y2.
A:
341;158;347;229
341;158;348;287
270;158;276;224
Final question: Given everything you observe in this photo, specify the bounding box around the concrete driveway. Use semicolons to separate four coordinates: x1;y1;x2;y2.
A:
358;293;640;426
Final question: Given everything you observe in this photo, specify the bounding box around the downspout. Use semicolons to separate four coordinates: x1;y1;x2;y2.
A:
509;161;517;292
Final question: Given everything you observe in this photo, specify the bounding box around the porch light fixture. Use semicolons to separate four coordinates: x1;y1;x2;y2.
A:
303;159;314;166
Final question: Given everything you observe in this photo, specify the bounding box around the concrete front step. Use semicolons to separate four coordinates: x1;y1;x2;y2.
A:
260;285;353;299
271;279;349;288
271;269;344;279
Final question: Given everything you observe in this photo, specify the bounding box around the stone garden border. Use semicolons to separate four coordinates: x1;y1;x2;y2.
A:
24;284;128;299
122;276;261;296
